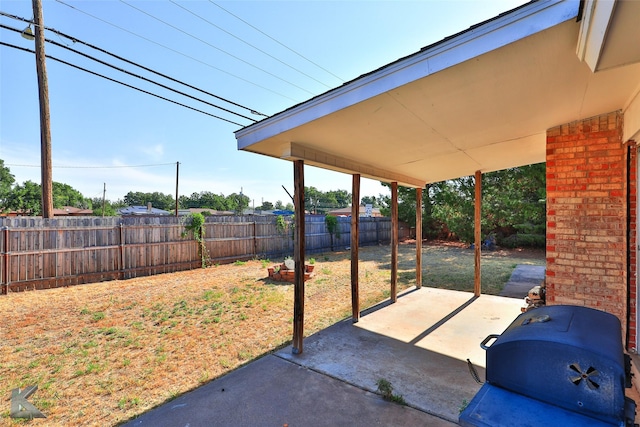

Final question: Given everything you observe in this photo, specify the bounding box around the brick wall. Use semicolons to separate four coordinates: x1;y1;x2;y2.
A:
546;111;629;334
629;141;637;350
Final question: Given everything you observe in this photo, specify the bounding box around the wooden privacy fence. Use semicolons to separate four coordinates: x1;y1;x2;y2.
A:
0;215;391;293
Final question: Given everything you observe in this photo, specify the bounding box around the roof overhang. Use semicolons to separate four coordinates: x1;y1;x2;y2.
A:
235;0;640;187
577;0;640;72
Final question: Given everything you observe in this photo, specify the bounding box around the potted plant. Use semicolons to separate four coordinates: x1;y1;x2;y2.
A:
306;258;316;273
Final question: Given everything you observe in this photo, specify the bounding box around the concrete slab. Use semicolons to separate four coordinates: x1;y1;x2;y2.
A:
278;287;523;423
499;264;545;299
123;354;453;427
123;287;524;426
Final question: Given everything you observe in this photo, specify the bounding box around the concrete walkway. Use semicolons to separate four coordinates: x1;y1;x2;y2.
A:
499;264;545;299
123;287;524;426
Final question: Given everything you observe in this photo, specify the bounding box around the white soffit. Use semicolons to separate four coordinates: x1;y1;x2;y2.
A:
235;1;640;186
236;0;579;149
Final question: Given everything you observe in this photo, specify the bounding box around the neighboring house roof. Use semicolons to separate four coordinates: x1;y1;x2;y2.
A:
53;206;93;216
118;206;171;216
235;0;640;186
177;208;234;216
327;206;382;217
1;206;93;217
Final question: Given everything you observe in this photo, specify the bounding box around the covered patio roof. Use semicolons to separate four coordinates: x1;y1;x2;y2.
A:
235;0;640;188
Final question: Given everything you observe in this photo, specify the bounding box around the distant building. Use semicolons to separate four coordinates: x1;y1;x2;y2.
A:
53;206;94;216
1;206;93;217
177;208;234;216
118;203;171;216
326;205;382;217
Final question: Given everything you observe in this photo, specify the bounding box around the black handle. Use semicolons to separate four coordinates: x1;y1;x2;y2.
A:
480;334;499;350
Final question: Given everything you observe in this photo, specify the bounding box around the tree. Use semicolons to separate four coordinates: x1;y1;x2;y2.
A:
0;160;15;212
361;195;380;208
304;186;351;214
5;180;42;215
5;180;92;216
379;184;426;229
325;214;341;251
481;164;546;234
257;201;274;211
378;163;546;245
123;191;175;211
90;197;118;216
429;177;476;242
226;192;250;214
327;189;350;208
305;186;323;213
180;191;229;210
200;192;228;210
53;182;90;208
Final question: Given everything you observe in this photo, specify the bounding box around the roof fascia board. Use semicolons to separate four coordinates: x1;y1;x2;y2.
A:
235;0;579;150
576;0;616;72
280;142;425;188
624;88;640;142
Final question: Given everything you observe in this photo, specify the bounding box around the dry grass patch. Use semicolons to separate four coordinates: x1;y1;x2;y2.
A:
0;243;543;426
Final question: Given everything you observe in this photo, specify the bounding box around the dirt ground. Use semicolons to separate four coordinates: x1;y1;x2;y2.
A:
0;242;544;426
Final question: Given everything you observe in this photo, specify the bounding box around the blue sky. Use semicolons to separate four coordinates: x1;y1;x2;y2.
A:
1;0;526;208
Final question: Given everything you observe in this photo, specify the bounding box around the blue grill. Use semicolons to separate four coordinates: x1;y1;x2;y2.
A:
460;305;636;426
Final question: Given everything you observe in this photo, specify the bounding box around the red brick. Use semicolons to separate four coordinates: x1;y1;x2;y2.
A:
546;111;630;342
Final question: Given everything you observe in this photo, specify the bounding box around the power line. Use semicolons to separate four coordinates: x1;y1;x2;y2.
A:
169;0;334;90
0;10;269;118
5;162;176;169
1;23;258;122
210;1;345;84
48;1;300;103
0;40;246;126
118;0;317;96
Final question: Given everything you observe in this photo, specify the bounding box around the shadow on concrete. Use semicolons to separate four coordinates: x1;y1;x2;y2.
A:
409;295;479;345
122;287;523;426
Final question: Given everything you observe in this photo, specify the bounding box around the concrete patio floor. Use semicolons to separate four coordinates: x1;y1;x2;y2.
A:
124;286;525;426
277;287;524;423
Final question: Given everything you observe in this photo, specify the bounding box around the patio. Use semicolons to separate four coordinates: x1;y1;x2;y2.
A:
277;287;524;422
125;287;524;426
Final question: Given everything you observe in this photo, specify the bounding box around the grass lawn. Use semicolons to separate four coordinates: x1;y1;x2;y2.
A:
0;242;544;426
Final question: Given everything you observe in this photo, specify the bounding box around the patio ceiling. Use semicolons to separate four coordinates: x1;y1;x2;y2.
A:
235;0;640;188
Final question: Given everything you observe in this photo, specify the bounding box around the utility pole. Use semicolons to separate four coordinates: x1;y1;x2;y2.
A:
32;0;53;218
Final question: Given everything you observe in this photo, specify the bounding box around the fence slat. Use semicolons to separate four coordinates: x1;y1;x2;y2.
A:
0;215;391;292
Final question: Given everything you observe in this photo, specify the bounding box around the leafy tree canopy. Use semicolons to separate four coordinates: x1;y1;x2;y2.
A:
124;191;175;211
256;201;274;211
89;197;123;217
379;163;546;246
53;182;90;209
0;159;16;212
179;191;228;210
305;186;351;214
361;195;381;208
3;180;91;216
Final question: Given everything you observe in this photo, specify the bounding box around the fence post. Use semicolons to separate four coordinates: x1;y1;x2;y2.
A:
253;221;258;258
119;223;125;279
2;226;9;294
